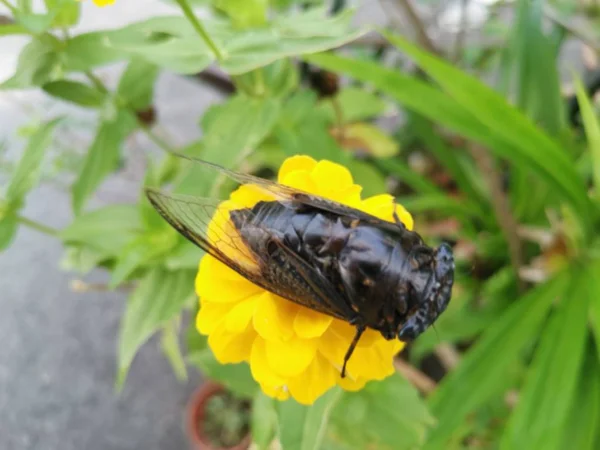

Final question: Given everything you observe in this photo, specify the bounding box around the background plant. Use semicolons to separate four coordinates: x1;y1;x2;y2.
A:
1;0;600;449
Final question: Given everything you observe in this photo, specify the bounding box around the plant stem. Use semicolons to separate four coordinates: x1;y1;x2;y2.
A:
252;69;266;97
173;0;224;61
469;144;525;292
84;71;177;155
452;0;469;63
84;71;108;93
393;0;439;55
0;0;16;14
394;358;437;395
18;215;59;237
139;125;176;154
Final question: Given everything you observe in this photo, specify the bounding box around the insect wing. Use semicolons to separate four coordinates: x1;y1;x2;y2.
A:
174;152;396;227
145;188;354;321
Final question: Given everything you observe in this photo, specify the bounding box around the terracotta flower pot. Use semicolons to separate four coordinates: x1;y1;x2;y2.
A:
186;381;251;450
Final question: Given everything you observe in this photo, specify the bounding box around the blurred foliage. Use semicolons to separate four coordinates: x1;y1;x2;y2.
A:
2;0;600;448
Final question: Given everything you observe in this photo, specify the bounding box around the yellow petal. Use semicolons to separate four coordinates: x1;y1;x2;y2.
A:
360;194;414;230
265;336;317;377
344;338;397;380
208;322;256;364
338;184;363;207
311;160;354;191
280;170;320;194
319;321;387;379
293;308;333;338
230;184;275;208
329;319;381;348
253;292;296;341
338;375;368;392
260;383;290;401
278;155;317;183
196;256;262;303
196;300;230;335
250;337;287;387
394;204;414;231
287;353;337;405
225;297;258;332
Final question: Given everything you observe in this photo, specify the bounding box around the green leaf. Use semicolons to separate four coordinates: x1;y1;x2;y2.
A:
559;344;600;450
378;158;441;195
251;391;277;450
574;76;600;196
0;22;28;36
63;30;130;72
1;35;62;89
425;272;570;447
176;95;281;194
304;46;591;232
214;0;268;28
117;59;159;110
410;115;487;207
107;9;366;75
44;0;80;28
278;388;342;450
317;86;387;124
43;80;106;108
105;17;214;75
15;12;54;34
222;8;367;75
0;215;18;251
187;343;258;398
109;228;178;288
5;118;61;204
71;110;136;214
274;94;347;165
160;319;187;382
380;31;591;228
59;245;108;274
502;0;565;133
164;239;203;270
329;374;435;450
60;204;142;256
500;269;590;450
117;267;195;387
586;261;600;361
345;160;387;198
338;123;399;158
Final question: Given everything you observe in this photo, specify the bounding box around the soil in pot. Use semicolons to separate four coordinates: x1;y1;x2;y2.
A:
198;388;251;449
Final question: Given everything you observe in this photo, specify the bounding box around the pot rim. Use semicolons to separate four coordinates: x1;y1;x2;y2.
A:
186;381;251;450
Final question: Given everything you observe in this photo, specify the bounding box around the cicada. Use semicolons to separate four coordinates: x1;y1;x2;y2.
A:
146;155;455;377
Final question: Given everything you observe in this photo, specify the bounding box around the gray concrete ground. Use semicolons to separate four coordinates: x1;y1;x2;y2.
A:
0;3;225;448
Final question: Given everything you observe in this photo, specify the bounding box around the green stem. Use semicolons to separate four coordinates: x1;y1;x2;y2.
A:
83;71;177;155
0;0;16;14
18;215;59;237
84;71;108;94
173;0;224;61
252;69;266;97
139;125;176;155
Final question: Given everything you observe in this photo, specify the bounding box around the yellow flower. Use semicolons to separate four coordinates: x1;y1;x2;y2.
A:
78;0;115;7
195;155;413;405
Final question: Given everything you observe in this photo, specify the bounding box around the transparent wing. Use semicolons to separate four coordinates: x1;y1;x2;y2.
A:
146;188;355;321
173;151;394;226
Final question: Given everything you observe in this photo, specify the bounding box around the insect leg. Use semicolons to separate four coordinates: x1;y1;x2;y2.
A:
341;324;366;378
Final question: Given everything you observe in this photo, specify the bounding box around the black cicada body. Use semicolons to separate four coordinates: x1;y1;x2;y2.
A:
146;155;455;377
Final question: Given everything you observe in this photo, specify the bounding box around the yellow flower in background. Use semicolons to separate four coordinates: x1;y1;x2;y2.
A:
195;155;413;405
79;0;115;7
